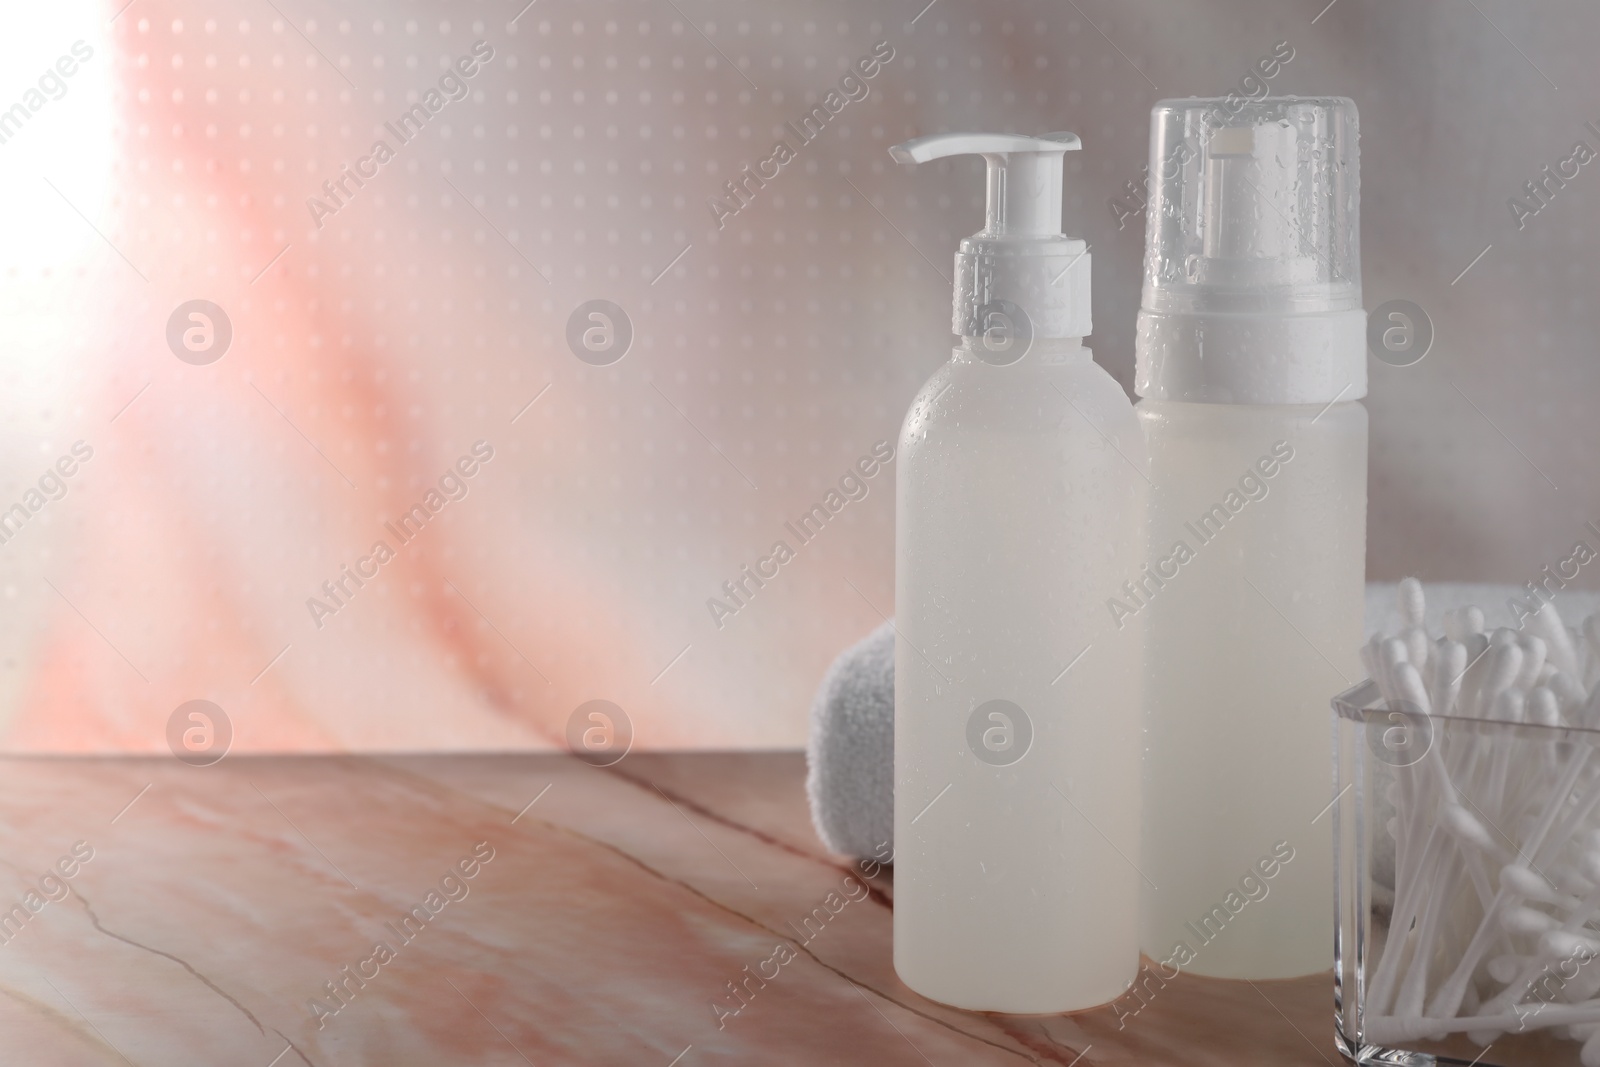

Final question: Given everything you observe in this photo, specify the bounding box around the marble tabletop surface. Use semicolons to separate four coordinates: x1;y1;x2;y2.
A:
0;752;1339;1065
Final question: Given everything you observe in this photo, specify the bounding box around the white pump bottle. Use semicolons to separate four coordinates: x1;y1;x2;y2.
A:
891;132;1146;1013
1135;97;1367;979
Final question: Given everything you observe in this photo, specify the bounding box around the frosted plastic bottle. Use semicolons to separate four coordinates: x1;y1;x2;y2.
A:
1134;98;1367;979
890;132;1147;1012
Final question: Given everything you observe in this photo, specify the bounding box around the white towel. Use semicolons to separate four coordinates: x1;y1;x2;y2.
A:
805;618;895;859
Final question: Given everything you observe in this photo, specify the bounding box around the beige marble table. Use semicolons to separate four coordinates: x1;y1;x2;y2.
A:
0;752;1339;1065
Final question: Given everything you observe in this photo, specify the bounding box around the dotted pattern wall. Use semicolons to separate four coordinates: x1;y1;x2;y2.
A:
0;0;1595;752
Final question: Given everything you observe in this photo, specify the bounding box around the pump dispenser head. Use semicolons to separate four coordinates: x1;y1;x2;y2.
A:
1135;97;1365;405
889;132;1089;341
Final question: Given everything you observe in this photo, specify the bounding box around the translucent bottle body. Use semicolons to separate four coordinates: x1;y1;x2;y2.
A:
1135;398;1367;979
894;339;1146;1012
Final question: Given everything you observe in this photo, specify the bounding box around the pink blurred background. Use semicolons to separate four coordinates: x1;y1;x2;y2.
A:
0;1;1595;752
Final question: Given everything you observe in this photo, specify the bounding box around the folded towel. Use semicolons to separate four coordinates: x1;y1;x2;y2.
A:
805;618;895;859
805;583;1600;860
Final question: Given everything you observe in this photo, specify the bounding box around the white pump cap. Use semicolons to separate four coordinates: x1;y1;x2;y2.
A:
889;132;1090;340
1135;97;1365;405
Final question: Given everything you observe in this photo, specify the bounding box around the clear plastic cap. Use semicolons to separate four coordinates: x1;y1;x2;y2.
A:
1136;97;1365;404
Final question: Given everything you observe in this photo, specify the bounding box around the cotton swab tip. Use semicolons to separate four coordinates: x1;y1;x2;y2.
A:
1529;686;1562;728
1542;930;1600;960
1487;954;1525;983
1501;863;1555;900
1441;803;1499;853
1503;905;1557;935
1398;577;1426;627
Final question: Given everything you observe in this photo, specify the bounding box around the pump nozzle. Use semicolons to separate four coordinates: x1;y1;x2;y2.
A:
888;131;1090;340
890;132;1080;239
